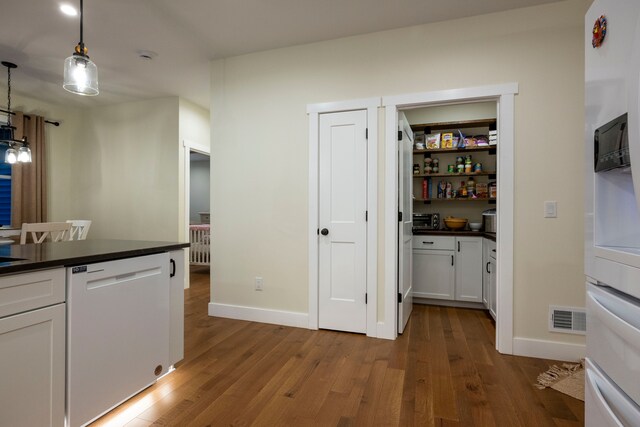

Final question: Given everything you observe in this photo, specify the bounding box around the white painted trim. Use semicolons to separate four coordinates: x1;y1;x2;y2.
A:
182;139;210;155
382;106;400;340
306;97;380;114
366;105;378;338
382;83;519;347
182;139;211;289
512;337;585;362
382;83;519;108
496;95;515;355
308;112;320;330
307;98;381;337
376;321;393;340
208;303;309;329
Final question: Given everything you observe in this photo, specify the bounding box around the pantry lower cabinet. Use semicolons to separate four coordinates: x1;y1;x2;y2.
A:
454;237;483;302
413;249;455;299
412;236;482;303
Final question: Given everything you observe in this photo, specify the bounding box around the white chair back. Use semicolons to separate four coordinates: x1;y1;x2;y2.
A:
66;220;92;240
20;222;72;244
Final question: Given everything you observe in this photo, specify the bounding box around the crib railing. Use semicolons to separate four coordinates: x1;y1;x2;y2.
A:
189;225;210;265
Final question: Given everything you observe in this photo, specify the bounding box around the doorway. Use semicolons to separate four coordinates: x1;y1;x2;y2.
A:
183;140;211;289
383;83;518;354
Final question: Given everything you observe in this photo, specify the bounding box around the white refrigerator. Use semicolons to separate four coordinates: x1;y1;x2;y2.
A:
585;0;640;424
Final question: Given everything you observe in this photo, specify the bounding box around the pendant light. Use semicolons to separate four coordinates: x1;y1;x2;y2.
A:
63;0;99;96
1;61;31;164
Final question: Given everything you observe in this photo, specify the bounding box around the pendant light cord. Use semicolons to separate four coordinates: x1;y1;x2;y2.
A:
6;66;10;127
79;0;84;53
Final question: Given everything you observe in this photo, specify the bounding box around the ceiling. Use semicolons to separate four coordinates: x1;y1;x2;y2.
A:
0;0;563;110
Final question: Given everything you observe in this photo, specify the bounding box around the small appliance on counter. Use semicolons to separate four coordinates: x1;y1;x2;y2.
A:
482;209;496;233
413;213;440;231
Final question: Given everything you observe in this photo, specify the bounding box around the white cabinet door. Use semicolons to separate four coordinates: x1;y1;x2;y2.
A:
169;249;185;366
0;303;65;427
413;249;455;300
318;110;368;333
455;237;483;302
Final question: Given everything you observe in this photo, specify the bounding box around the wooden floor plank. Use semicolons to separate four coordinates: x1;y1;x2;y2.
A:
90;270;584;427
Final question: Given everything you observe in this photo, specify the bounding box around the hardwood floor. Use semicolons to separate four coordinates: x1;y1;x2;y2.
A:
91;267;584;426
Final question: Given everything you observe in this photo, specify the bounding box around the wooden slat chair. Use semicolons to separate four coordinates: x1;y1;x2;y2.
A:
20;222;72;244
66;220;92;240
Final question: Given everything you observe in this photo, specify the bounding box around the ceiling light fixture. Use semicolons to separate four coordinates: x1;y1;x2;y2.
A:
60;4;78;16
0;62;31;164
63;0;99;96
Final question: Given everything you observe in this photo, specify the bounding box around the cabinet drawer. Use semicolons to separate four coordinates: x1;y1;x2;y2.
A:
412;236;454;251
0;269;65;318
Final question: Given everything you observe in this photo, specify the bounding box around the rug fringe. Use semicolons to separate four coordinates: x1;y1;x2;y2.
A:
535;359;584;390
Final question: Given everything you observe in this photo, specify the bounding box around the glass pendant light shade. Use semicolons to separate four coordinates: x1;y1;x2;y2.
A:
18;145;32;163
63;54;99;96
5;146;17;164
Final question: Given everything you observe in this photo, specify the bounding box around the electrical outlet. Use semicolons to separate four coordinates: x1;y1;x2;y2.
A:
255;277;263;291
544;201;557;218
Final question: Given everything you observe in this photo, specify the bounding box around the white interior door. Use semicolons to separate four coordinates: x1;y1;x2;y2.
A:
318;110;368;333
398;112;413;333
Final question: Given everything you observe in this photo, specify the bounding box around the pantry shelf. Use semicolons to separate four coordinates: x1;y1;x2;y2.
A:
413;146;496;155
413;171;496;178
415;198;497;204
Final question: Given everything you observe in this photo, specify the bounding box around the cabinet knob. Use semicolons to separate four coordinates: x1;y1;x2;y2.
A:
422;241;434;245
486;262;490;273
321;228;329;236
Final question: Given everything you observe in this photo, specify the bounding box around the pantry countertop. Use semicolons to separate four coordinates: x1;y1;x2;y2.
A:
413;229;496;241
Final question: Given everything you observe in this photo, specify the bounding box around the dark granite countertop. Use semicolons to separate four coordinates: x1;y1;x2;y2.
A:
0;239;190;275
413;229;497;241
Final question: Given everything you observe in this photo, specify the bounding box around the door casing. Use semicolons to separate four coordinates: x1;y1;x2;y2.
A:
382;83;518;354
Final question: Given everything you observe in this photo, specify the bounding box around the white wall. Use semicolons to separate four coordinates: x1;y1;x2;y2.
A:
211;0;588;347
69;97;180;241
190;159;210;223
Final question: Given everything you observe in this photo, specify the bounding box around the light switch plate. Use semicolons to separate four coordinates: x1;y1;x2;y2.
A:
544;201;557;218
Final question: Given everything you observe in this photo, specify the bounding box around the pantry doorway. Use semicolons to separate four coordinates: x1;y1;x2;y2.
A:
382;83;518;355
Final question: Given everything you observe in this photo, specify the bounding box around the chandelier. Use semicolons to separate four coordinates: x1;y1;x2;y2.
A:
0;61;31;164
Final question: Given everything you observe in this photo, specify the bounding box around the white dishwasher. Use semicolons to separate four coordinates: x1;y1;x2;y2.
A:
66;252;171;427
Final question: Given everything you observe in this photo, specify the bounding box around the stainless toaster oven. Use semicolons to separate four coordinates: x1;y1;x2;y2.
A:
413;213;440;231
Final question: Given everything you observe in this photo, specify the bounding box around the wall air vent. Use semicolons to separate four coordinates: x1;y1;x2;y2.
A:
549;306;586;335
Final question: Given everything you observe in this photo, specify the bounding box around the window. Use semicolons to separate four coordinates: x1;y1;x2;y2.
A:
0;143;11;226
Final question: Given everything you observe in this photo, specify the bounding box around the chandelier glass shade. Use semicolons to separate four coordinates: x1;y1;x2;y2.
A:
62;0;99;96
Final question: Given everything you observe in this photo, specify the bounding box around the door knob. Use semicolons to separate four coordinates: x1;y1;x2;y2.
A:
321;228;329;236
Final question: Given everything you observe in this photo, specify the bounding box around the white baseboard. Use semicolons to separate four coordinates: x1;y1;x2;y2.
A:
512;337;586;362
208;302;309;329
